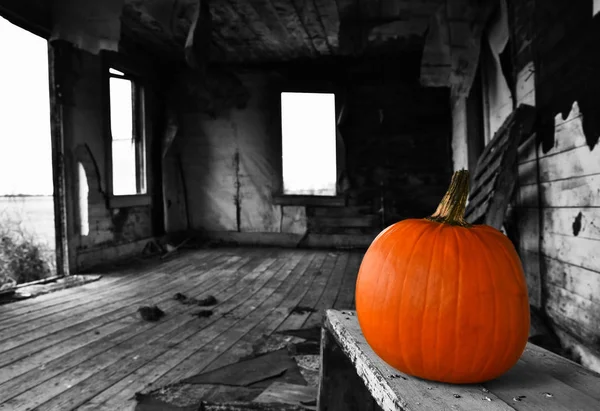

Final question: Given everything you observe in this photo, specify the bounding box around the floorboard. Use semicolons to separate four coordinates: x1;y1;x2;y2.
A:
0;247;363;411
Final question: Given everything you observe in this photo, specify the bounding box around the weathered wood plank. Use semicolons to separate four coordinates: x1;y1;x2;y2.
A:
80;251;326;410
0;251;201;319
323;310;600;411
274;252;334;332
317;324;381;411
520;144;600;186
518;175;600;207
518;104;585;164
545;103;586;156
520;249;542;309
210;3;262;61
484;359;600;410
539;147;600;183
333;252;362;310
304;253;349;329
269;0;318;57
0;248;363;410
520;343;600;401
545;283;600;344
0;254;262;374
313;0;340;50
30;253;306;411
0;253;272;402
517;160;537;186
122;253;303;394
541;232;600;273
541;207;600;241
0;255;249;352
544;256;600;306
0;252;286;409
322;311;515;411
228;0;296;59
290;0;331;55
0;255;213;332
517;131;538;164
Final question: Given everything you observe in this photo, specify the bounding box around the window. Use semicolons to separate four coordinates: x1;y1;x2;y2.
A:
108;67;147;197
280;92;337;196
595;0;600;16
77;162;89;236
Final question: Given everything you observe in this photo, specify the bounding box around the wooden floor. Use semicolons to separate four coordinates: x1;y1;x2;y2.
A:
0;247;363;411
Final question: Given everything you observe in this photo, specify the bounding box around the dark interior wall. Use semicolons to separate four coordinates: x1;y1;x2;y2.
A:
163;57;453;243
338;61;452;226
506;0;600;371
53;42;164;271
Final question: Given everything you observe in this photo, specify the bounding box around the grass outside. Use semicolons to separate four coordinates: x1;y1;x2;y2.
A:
0;196;55;290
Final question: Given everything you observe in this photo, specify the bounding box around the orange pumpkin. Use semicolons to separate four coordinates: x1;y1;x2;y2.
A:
355;170;530;384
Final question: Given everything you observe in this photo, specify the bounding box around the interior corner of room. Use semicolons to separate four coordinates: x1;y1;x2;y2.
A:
1;0;600;409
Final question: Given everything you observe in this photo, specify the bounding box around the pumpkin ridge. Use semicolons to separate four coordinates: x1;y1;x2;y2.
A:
494;230;528;292
486;233;520;378
461;228;489;381
396;222;433;376
374;224;406;350
433;227;451;378
469;229;504;380
447;227;463;381
419;223;444;377
493;234;530;364
373;223;412;339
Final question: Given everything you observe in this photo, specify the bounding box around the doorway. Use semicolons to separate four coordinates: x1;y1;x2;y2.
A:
0;16;58;289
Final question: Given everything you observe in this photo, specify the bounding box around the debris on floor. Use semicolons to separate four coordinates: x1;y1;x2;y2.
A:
182;348;306;387
253;382;317;410
292;356;320;388
0;274;102;305
175;292;218;306
136;327;322;411
194;309;214;318
276;326;320;342
138;305;165;322
289;306;316;315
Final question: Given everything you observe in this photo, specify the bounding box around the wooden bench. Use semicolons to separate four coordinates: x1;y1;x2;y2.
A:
317;310;600;410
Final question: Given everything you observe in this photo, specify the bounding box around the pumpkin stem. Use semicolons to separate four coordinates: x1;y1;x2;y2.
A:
426;169;472;227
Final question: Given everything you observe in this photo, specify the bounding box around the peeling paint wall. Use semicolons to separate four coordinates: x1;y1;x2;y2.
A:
457;0;600;372
163;70;290;235
164;59;453;244
54;42;162;271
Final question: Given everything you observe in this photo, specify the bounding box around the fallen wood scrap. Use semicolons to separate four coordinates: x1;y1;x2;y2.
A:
253;382;316;410
161;238;192;260
198;402;308;410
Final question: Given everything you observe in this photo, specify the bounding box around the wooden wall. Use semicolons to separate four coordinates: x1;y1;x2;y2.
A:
457;0;600;371
162;58;453;247
54;42;164;271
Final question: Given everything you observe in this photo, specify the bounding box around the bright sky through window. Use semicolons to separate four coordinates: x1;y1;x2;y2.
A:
109;76;138;195
281;92;337;196
0;17;52;195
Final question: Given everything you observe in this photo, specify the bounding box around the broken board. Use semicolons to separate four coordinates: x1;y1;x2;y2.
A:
464;104;536;229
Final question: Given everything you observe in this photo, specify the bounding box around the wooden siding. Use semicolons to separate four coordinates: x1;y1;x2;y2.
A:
508;0;600;372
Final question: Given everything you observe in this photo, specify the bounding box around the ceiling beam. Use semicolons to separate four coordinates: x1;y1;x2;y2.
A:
290;0;332;56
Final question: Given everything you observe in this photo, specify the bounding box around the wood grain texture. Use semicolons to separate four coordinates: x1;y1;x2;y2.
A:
322;310;600;411
0;248;362;411
322;311;515;411
518;175;600;208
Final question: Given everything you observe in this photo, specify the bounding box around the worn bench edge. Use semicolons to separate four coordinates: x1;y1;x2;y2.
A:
322;310;515;411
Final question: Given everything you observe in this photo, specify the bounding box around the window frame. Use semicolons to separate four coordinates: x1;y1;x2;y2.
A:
272;84;346;207
104;63;150;209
